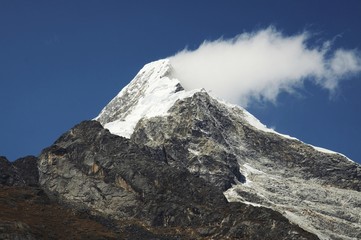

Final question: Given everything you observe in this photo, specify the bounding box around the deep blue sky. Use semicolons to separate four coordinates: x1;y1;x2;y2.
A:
1;0;360;163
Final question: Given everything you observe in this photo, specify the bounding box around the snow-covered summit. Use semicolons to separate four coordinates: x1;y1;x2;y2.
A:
95;59;198;137
95;59;353;160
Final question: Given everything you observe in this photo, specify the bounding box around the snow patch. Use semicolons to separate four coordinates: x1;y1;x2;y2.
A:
242;110;298;140
284;211;328;240
188;148;201;156
224;186;265;208
215;97;298;140
243;163;265;175
239;163;266;187
104;87;197;138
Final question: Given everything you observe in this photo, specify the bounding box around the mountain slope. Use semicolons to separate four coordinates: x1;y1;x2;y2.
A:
38;120;316;239
95;59;196;138
96;59;361;240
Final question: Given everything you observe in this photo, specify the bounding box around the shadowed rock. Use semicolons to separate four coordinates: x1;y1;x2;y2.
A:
0;155;38;186
38;120;317;239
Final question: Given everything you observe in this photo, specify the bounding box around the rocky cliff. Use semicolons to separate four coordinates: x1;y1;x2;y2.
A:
37;120;316;239
0;155;38;187
131;90;361;239
1;123;317;239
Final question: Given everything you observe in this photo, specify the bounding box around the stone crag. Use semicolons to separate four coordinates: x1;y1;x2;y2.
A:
0;155;38;187
36;120;317;239
131;91;361;239
0;122;317;240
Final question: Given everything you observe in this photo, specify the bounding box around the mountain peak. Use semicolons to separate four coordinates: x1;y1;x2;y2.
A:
95;59;200;138
96;59;354;161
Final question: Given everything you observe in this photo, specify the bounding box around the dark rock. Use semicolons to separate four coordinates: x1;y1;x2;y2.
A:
129;90;361;239
0;156;11;185
0;155;38;187
38;120;318;239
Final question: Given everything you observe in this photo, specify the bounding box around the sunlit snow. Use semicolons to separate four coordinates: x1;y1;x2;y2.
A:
96;58;352;159
96;59;198;138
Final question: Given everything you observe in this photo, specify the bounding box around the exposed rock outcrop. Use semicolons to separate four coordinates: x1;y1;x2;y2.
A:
0;155;38;186
38;120;317;239
130;91;361;240
130;91;361;239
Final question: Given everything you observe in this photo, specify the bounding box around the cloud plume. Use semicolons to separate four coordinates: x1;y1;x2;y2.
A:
169;27;361;106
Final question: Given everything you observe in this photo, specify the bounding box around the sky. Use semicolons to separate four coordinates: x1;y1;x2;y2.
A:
0;0;360;163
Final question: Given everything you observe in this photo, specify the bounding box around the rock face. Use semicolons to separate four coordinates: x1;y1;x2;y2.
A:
38;120;316;239
0;155;38;186
132;91;361;239
95;59;361;240
0;185;113;240
0;156;116;239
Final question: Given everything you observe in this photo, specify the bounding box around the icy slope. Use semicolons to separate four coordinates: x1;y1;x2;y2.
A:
96;59;349;159
96;59;279;139
96;59;198;137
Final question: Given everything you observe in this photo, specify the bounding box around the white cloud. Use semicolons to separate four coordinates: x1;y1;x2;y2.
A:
169;27;361;106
